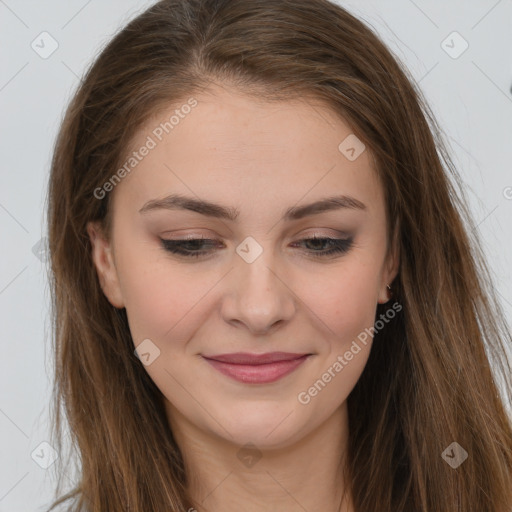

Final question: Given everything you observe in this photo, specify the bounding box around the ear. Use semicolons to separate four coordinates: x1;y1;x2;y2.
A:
377;225;400;305
86;221;125;309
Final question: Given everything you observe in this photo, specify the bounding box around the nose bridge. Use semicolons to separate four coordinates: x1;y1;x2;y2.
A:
240;246;276;291
236;236;281;301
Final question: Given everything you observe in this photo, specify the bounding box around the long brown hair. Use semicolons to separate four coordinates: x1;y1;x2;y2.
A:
45;0;512;510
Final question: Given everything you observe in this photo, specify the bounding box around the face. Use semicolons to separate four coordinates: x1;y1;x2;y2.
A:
87;83;398;450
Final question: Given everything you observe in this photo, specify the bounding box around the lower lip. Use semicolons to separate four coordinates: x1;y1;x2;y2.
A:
203;355;310;384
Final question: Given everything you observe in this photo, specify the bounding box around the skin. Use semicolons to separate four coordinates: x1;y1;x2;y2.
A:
87;82;399;512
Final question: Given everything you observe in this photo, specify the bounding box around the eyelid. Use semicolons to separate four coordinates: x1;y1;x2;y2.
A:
298;229;352;239
160;227;351;239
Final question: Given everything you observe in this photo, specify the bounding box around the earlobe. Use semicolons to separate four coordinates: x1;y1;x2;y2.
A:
86;221;125;309
377;284;393;305
378;231;400;304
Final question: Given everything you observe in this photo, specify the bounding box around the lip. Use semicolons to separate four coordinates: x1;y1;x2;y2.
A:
202;352;311;384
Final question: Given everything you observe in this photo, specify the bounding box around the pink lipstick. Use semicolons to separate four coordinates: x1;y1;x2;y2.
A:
202;352;310;384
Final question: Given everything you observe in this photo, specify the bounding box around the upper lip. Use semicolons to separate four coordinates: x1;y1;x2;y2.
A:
202;352;310;365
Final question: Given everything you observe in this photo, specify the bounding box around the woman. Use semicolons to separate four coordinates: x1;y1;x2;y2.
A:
45;0;512;510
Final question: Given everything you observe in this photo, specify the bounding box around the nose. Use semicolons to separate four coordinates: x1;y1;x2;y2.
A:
220;247;296;336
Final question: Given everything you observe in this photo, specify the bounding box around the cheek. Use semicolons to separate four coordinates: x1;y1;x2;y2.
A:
297;259;381;345
115;246;209;344
294;264;378;416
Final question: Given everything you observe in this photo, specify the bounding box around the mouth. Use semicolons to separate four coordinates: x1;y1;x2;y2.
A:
201;352;312;384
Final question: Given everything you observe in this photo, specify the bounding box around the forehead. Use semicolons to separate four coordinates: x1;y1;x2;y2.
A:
110;84;384;222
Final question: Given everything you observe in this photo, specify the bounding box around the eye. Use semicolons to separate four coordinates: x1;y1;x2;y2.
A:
159;236;219;258
291;235;354;258
159;235;354;259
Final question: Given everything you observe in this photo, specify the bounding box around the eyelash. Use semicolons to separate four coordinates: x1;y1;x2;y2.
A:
159;235;354;259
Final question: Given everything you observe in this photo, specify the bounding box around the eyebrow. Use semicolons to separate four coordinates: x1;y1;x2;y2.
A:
138;193;366;221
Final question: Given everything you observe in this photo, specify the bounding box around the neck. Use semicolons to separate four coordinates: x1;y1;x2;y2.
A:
166;402;354;512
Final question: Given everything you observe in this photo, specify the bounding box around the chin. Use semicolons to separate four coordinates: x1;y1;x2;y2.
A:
213;403;308;450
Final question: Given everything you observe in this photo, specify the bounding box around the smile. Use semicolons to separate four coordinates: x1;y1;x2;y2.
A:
201;352;311;384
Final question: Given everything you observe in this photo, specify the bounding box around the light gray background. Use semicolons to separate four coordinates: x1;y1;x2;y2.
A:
1;0;511;510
